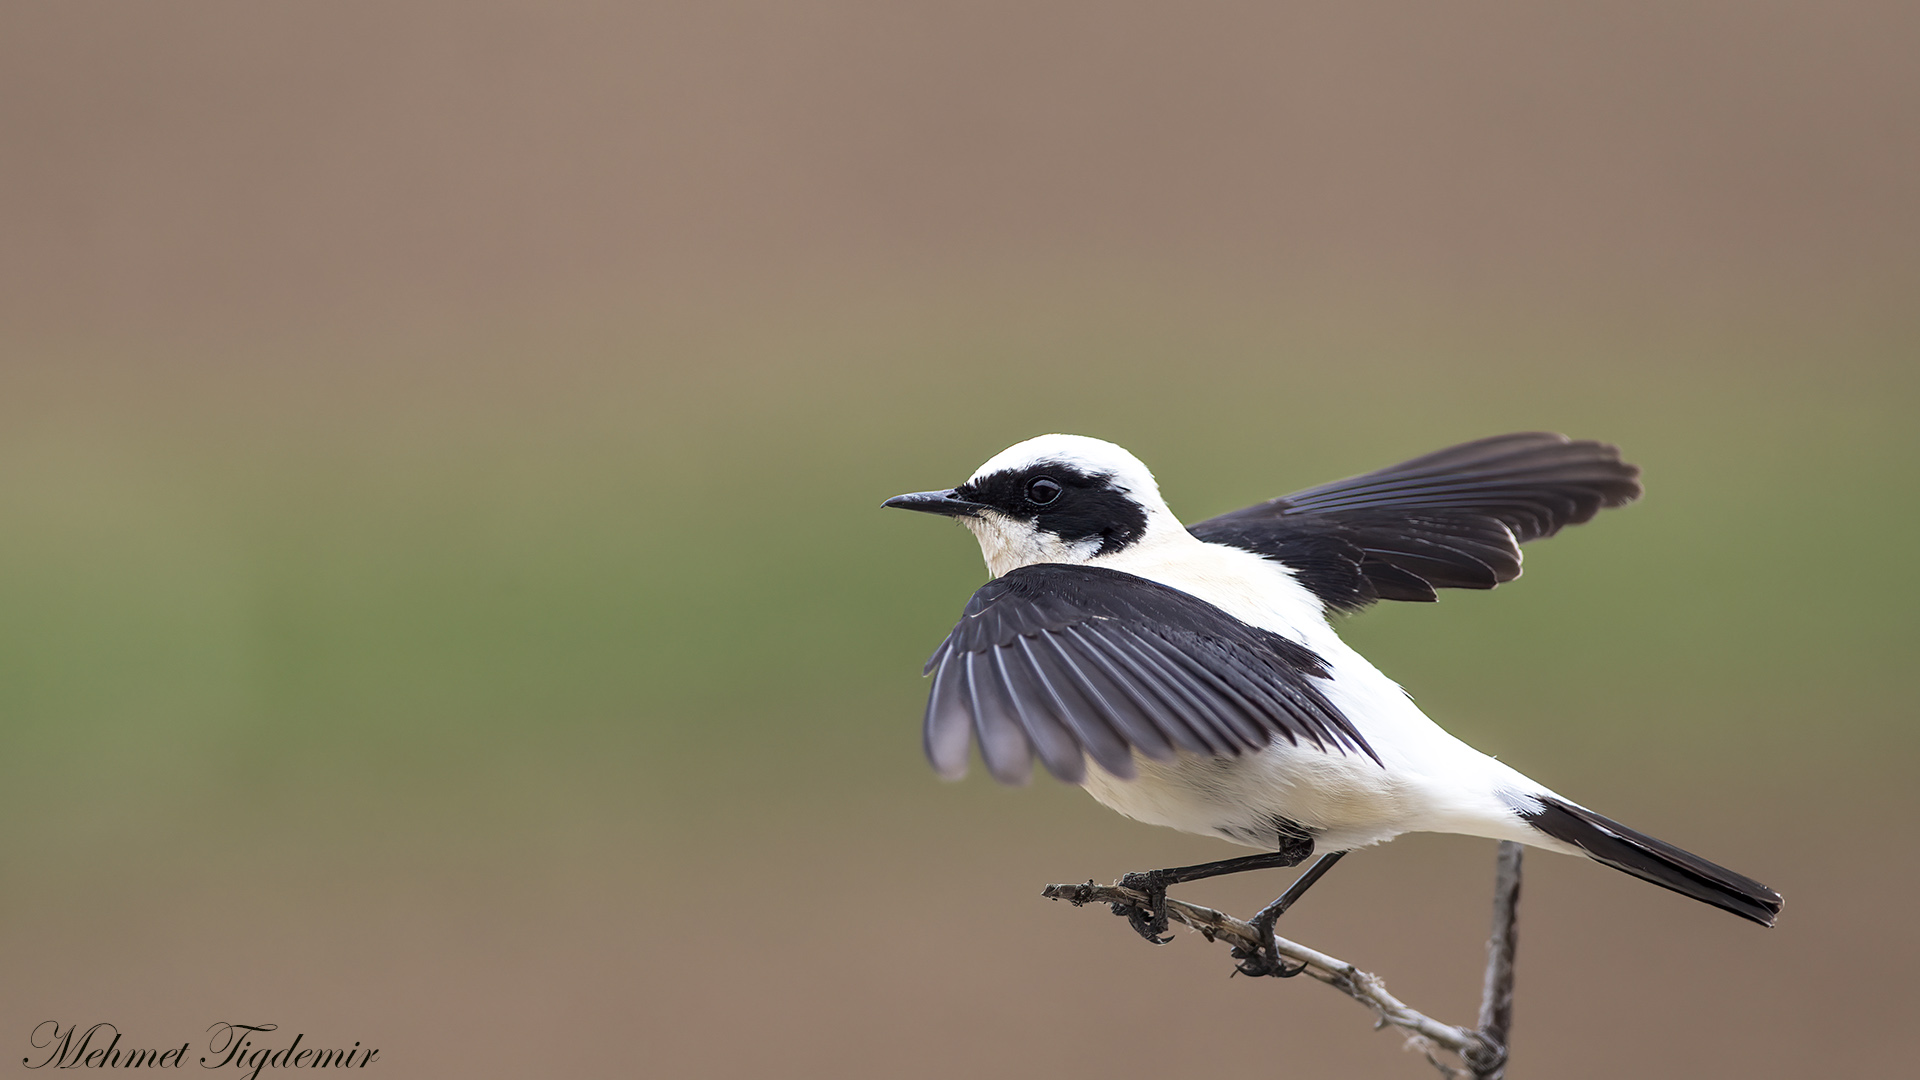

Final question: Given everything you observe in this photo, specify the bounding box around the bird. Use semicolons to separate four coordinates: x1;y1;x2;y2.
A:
884;432;1780;966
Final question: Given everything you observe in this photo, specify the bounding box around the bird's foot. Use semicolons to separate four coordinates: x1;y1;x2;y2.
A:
1111;870;1173;944
1229;906;1309;978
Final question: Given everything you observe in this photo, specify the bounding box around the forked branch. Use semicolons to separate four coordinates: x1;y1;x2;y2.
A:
1043;841;1523;1079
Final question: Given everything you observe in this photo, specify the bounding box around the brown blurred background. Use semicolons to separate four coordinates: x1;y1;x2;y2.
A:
2;4;1916;1078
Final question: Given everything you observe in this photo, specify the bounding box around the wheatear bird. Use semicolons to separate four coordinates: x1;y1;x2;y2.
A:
885;433;1779;963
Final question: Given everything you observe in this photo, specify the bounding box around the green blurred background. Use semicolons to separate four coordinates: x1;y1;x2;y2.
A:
3;4;1915;1077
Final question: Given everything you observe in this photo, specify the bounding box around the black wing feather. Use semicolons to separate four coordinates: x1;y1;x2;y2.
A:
1104;626;1241;755
965;651;1033;786
1190;432;1642;611
1011;636;1135;779
922;564;1375;784
924;656;974;780
990;647;1084;784
1048;628;1178;762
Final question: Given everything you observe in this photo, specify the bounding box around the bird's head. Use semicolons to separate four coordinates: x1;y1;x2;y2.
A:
885;434;1178;577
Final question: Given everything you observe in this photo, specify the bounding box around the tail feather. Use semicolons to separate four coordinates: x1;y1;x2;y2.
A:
1520;795;1783;927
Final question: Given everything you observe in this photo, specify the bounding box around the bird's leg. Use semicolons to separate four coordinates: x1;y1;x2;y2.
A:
1231;851;1347;977
1113;832;1316;944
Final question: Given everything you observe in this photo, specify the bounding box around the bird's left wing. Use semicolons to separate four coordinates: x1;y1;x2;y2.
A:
921;563;1376;786
1189;433;1643;612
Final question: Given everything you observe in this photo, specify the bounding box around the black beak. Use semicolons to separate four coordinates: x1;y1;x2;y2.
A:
882;489;985;517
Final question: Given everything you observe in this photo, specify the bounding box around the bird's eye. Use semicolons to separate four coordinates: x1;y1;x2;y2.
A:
1026;477;1063;505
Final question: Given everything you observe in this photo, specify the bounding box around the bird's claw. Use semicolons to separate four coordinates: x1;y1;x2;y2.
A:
1112;870;1172;944
1231;946;1310;978
1229;910;1309;977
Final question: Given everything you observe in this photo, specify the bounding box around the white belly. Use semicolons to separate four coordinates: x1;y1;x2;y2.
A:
1078;535;1574;854
1080;742;1420;852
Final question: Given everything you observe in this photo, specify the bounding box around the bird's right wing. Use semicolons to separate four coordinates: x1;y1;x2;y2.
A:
1189;433;1642;612
921;563;1376;786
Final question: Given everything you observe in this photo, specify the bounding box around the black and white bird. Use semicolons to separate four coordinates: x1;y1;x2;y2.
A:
885;433;1780;953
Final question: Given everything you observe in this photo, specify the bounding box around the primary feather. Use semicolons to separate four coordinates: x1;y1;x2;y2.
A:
1190;433;1643;610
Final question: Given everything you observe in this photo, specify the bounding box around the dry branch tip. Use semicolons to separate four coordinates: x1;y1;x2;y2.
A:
1039;842;1523;1080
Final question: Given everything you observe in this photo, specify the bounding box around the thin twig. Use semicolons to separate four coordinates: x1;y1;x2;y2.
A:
1467;842;1523;1080
1042;841;1525;1079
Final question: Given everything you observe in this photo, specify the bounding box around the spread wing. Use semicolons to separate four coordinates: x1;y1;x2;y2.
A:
1189;433;1642;612
921;563;1376;785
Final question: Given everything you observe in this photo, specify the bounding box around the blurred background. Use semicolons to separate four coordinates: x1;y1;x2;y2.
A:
3;3;1915;1077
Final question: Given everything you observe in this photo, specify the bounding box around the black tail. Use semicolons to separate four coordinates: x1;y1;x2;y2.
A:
1519;796;1782;927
